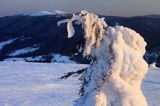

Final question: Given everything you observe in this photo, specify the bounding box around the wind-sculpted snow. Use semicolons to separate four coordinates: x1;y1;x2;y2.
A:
60;11;148;106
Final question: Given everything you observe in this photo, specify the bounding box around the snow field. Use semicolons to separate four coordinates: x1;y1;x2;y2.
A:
0;62;159;106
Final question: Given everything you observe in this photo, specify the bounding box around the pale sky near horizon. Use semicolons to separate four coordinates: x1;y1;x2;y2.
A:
0;0;160;17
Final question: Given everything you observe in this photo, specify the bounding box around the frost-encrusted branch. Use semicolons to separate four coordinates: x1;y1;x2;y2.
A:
59;68;87;79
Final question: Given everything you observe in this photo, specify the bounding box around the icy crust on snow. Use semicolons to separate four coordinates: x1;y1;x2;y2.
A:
61;11;148;106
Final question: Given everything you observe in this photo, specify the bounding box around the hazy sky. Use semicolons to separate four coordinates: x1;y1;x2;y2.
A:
0;0;160;17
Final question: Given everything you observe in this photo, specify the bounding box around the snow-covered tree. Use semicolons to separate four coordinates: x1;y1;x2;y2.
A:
59;10;148;106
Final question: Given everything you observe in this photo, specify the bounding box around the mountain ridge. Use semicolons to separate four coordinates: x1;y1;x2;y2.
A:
0;12;160;66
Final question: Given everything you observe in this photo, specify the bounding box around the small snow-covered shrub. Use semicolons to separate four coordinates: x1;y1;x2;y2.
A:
59;10;148;106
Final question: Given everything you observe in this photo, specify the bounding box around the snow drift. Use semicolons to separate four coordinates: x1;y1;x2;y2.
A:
59;10;148;106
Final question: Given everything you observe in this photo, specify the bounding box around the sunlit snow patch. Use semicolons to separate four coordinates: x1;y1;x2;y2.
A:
4;56;44;62
24;10;66;16
24;11;54;16
0;38;17;50
4;54;76;63
9;47;39;56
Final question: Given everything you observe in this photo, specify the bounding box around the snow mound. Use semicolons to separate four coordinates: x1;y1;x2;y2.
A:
59;10;148;106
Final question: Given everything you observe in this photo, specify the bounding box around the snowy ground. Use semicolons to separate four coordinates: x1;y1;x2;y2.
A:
0;62;159;106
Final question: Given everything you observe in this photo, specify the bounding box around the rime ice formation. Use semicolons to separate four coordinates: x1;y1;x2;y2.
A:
57;18;75;38
57;14;82;38
59;10;148;106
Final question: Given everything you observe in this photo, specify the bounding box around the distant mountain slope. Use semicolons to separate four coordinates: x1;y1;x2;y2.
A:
0;12;160;66
146;14;160;18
